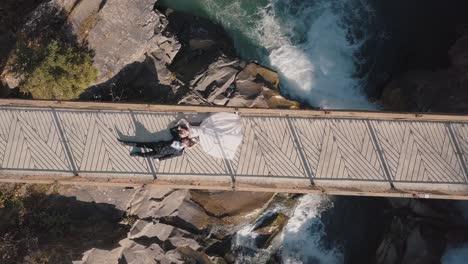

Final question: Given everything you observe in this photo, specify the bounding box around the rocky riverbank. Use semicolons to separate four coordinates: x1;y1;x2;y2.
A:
1;0;468;264
0;183;282;263
0;0;299;109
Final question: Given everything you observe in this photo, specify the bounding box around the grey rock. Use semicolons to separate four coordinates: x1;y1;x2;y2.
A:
155;250;184;264
128;188;212;233
78;248;123;264
194;67;238;93
178;93;210;105
192;57;239;93
66;0;103;43
129;220;174;241
127;188;176;219
83;0;180;83
250;95;269;108
144;189;187;217
235;80;263;98
121;242;163;264
169;198;212;232
207;73;236;103
168;237;201;251
164;10;235;84
237;62;279;90
58;185;137;211
226;96;254;108
211;96;230;106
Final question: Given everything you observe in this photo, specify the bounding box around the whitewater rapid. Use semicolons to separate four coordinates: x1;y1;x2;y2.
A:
255;0;377;110
157;1;377;262
233;195;343;264
177;0;379;109
160;0;378;109
280;195;343;264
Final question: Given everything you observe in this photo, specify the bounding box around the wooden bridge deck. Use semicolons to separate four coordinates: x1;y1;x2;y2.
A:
0;99;468;200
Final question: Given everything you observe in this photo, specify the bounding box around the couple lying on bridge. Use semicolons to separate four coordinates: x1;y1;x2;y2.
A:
118;112;243;161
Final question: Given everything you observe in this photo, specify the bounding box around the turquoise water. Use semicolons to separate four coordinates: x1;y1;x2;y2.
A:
159;0;378;110
159;0;270;59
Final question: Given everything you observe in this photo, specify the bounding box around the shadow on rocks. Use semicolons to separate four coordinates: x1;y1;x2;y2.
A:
80;55;180;103
0;185;129;264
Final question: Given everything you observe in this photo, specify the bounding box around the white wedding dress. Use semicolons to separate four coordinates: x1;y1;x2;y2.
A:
190;113;243;160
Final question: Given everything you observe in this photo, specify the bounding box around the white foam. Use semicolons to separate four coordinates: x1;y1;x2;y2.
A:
280;195;343;264
256;0;377;110
441;244;468;264
162;0;378;109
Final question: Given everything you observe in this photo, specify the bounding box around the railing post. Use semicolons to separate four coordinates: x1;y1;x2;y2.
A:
366;120;395;189
286;116;315;186
51;108;78;176
446;123;468;182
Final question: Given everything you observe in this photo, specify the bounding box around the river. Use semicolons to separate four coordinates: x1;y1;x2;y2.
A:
157;0;468;263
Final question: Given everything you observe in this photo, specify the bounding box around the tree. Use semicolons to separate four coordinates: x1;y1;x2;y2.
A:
11;39;97;100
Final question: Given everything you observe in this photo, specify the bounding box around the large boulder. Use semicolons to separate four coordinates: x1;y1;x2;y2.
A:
190;190;274;220
120;242;164;264
179;60;300;109
129;220;175;241
127;188;213;233
253;212;288;248
78;248;123;264
68;0;180;84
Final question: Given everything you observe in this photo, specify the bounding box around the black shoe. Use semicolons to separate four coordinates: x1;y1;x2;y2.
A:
118;138;137;147
130;152;140;157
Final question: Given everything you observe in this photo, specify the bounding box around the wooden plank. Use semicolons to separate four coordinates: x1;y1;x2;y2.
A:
0;101;466;200
1;98;468;122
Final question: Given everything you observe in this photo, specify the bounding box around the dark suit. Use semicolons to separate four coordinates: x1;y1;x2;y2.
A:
118;138;184;160
119;122;187;160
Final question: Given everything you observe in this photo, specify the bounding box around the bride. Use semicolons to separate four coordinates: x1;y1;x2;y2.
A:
175;112;243;160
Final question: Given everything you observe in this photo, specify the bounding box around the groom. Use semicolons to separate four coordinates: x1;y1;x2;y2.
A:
118;137;194;160
118;120;195;160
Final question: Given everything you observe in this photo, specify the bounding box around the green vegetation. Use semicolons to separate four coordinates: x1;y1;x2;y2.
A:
11;39;97;100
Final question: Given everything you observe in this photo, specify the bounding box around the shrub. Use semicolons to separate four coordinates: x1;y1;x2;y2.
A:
11;39;97;100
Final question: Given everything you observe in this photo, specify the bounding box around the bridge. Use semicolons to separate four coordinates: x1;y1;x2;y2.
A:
0;99;468;200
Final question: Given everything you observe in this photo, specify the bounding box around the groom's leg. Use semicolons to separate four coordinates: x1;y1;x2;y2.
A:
118;139;155;148
130;150;160;158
